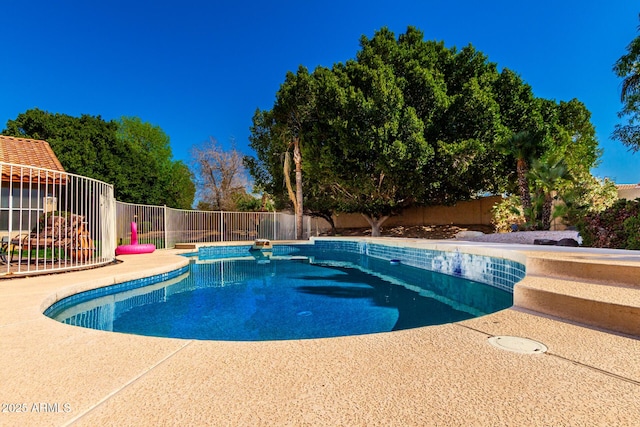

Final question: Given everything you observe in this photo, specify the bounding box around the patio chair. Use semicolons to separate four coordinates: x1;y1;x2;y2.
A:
0;235;17;264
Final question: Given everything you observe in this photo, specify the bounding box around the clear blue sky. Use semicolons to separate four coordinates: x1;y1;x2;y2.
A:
2;1;638;183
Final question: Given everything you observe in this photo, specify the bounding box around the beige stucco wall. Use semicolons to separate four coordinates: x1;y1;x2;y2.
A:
331;196;502;229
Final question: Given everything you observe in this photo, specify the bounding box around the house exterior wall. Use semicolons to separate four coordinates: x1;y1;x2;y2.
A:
617;186;640;200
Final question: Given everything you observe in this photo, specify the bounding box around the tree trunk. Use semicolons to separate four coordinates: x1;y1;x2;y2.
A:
516;158;532;223
361;214;390;237
294;137;303;240
312;213;336;235
326;217;337;236
541;194;553;230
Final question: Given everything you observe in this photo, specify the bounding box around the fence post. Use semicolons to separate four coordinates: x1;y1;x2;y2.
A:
163;205;168;249
220;211;224;242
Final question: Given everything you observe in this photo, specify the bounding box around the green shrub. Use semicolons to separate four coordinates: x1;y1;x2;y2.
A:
558;175;617;228
623;215;640;250
232;192;263;212
491;195;526;232
577;198;640;249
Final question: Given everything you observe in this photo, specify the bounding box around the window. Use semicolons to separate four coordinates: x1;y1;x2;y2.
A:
0;182;49;233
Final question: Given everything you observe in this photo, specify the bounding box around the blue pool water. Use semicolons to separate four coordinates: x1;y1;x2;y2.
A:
45;245;514;341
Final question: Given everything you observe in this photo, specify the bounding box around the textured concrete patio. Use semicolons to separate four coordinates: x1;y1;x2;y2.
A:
1;239;639;426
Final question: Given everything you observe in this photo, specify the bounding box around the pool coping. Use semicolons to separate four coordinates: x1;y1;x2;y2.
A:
1;237;639;425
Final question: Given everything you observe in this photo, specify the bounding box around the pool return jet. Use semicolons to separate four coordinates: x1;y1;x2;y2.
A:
250;239;272;263
250;239;272;251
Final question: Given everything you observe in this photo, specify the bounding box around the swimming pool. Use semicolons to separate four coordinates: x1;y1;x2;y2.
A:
45;240;525;341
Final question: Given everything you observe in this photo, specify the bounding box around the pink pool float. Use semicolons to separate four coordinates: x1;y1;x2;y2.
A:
115;222;156;255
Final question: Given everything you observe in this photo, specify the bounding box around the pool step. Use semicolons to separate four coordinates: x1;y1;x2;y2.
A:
525;256;640;288
174;243;197;250
514;274;640;337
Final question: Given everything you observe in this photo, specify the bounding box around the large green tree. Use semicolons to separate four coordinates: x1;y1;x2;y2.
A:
2;109;194;208
613;16;640;151
115;116;194;208
308;61;431;236
247;68;339;235
247;109;340;232
359;27;513;203
271;67;316;239
247;26;601;236
3;108;119;182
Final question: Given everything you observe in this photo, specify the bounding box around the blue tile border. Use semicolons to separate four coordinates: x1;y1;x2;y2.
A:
44;265;190;319
312;240;525;293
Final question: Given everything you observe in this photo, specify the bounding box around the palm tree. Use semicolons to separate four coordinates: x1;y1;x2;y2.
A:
615;18;640;103
498;131;538;225
612;18;640;151
528;155;573;230
620;69;640;103
275;67;315;240
282;138;303;239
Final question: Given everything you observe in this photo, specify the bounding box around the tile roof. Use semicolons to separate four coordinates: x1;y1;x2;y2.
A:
616;184;640;189
0;135;65;171
0;135;66;183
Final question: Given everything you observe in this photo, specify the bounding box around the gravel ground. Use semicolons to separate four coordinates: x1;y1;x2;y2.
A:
460;230;580;245
329;225;581;245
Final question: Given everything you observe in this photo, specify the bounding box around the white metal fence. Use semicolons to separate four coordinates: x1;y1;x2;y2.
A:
1;162;116;276
1;161;315;277
116;202;312;249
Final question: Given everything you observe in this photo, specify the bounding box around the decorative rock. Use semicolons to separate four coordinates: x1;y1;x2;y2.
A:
556;238;580;247
533;239;558;246
455;231;485;239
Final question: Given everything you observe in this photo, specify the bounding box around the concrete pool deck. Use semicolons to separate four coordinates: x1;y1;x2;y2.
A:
1;238;639;426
